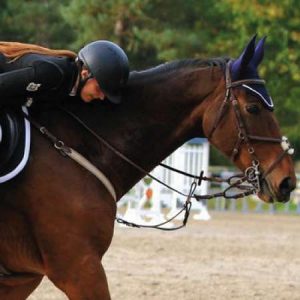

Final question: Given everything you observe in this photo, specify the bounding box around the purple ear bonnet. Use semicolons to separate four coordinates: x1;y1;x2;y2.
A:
231;35;274;110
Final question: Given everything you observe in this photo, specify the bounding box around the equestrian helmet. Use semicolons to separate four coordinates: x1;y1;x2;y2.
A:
78;40;129;104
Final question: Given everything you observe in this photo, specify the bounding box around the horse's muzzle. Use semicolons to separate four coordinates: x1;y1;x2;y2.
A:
278;176;296;202
259;176;296;203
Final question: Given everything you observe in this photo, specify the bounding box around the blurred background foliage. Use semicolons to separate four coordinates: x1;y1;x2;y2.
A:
0;0;299;166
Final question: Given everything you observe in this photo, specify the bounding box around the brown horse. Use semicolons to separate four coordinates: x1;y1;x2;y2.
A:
0;36;296;299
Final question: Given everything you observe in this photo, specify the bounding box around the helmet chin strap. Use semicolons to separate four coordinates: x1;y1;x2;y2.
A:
75;58;93;96
76;73;92;96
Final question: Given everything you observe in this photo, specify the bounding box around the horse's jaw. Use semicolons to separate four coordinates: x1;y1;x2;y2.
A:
257;180;276;203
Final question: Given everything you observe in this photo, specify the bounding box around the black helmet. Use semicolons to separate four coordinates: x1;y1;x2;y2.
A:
78;40;129;104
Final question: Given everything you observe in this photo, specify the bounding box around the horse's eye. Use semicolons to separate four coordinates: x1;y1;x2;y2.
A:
246;104;260;114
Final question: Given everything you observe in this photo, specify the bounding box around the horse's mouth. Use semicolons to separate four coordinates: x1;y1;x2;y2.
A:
258;178;291;203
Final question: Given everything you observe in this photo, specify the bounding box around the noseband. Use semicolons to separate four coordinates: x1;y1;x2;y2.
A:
208;61;294;191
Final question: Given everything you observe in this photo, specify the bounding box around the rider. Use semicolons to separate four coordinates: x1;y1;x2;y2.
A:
0;40;130;107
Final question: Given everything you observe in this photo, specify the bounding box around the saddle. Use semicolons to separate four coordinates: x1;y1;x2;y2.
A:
0;107;30;183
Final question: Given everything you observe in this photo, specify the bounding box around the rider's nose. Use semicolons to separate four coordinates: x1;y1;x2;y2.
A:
95;87;105;100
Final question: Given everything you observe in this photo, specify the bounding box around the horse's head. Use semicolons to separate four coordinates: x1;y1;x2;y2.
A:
203;35;296;203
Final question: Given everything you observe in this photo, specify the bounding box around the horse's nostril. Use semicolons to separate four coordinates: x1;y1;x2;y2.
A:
279;177;295;196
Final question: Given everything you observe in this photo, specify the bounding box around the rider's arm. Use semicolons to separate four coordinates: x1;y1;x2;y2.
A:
0;60;64;101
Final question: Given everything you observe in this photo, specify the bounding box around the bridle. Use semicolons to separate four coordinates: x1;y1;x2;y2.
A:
207;61;294;192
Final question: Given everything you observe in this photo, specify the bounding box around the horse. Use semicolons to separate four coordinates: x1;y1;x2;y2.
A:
0;35;296;299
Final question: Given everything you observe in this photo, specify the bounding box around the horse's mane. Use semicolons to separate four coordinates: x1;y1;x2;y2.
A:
128;57;230;85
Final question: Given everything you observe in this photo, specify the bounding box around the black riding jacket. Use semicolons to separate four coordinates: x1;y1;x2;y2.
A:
0;52;78;107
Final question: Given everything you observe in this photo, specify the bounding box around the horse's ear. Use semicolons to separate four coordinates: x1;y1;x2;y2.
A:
252;36;267;67
231;34;257;79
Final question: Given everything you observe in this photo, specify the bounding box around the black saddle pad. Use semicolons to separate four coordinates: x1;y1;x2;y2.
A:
0;107;29;179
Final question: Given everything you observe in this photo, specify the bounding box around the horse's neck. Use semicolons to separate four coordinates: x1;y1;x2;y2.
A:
70;66;223;198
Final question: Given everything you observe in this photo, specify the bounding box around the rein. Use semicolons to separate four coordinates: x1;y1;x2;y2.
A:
59;106;257;200
22;105;256;231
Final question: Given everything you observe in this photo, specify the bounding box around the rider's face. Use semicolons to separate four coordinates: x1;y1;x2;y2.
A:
80;69;105;103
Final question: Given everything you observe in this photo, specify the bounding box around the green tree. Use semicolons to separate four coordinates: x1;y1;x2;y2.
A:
62;0;215;67
1;0;300;162
62;0;300;160
62;0;156;65
209;0;300;161
0;0;75;49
